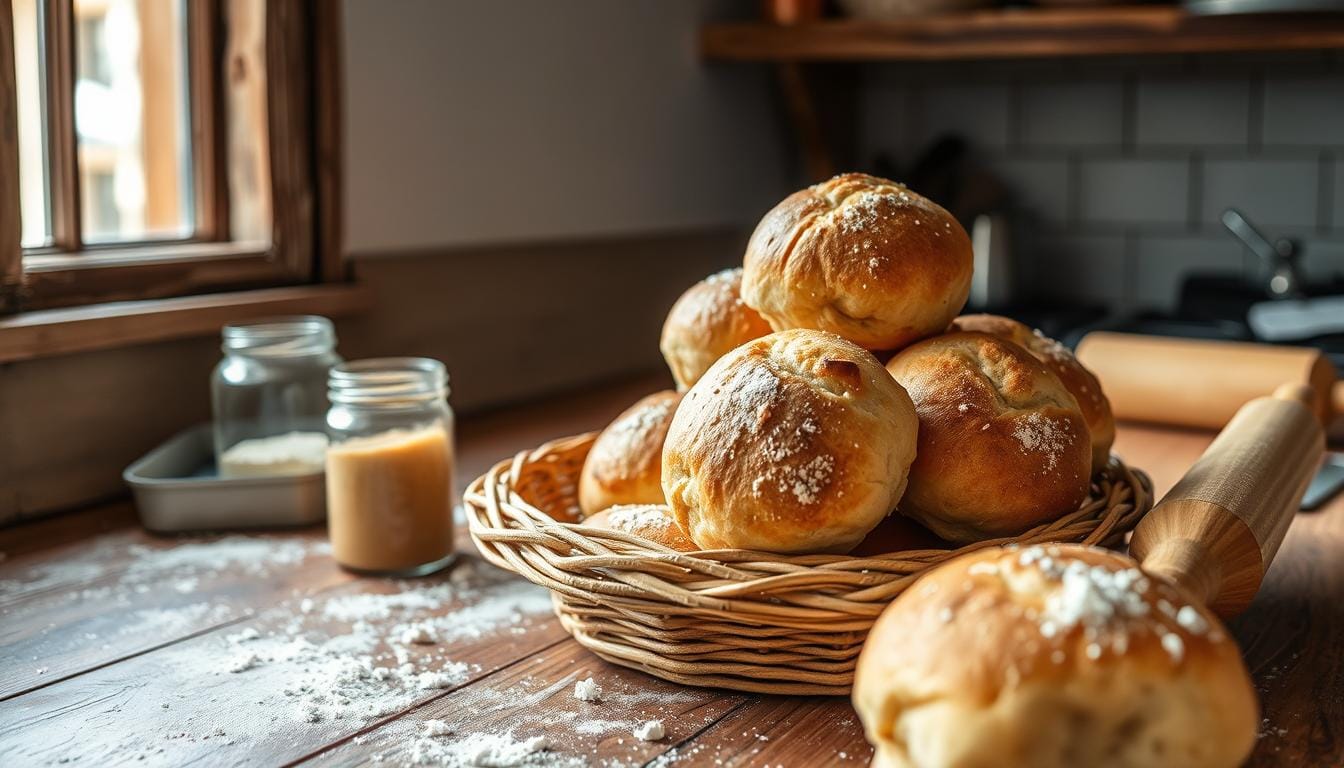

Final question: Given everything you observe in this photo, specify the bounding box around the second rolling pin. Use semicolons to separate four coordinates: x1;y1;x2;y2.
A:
1075;332;1343;431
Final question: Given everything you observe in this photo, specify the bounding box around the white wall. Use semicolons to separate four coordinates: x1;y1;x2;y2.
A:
342;0;790;254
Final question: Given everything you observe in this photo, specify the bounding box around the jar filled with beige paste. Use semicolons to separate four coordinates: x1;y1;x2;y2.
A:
325;358;456;576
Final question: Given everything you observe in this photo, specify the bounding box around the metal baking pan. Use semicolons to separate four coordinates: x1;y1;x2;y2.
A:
124;424;326;532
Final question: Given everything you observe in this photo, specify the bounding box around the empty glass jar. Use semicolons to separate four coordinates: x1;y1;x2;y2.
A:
211;316;341;471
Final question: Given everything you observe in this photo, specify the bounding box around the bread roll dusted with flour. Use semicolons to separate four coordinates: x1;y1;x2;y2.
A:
742;173;973;352
578;391;682;517
662;329;919;554
584;504;697;552
886;332;1091;543
660;267;773;391
854;545;1257;768
951;314;1115;473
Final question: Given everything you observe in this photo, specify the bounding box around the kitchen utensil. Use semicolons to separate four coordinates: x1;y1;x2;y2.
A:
1130;384;1324;617
969;213;1014;309
124;424;326;532
1075;332;1343;431
1248;296;1344;342
1221;208;1303;300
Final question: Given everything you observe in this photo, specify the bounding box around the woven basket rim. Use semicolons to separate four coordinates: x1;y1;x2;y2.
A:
464;431;1154;695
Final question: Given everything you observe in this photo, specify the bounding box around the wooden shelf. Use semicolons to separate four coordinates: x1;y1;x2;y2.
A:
701;7;1344;61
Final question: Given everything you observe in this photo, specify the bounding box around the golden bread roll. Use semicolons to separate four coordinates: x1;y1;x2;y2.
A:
886;332;1091;543
742;173;973;352
660;267;773;391
578;391;682;517
583;504;697;552
662;329;918;554
854;545;1257;768
950;314;1115;472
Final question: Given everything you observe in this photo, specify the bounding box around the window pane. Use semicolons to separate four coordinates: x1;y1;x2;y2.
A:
13;0;51;249
74;0;193;243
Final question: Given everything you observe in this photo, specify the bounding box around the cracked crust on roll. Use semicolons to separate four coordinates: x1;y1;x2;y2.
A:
578;391;683;517
951;314;1115;473
742;173;972;352
886;332;1092;543
853;545;1257;768
584;504;698;552
661;328;918;554
660;268;773;391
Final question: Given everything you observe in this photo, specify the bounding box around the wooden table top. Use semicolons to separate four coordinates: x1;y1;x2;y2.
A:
1;373;1341;767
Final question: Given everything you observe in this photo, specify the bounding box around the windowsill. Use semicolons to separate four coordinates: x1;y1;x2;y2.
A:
0;284;372;363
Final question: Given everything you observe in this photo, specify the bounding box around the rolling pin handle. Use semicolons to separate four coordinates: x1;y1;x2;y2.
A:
1130;383;1324;618
1273;382;1314;407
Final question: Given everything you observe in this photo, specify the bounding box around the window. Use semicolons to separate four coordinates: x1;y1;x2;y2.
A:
0;0;342;314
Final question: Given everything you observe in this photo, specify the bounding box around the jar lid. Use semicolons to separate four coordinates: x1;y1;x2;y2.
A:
329;357;449;405
222;316;336;357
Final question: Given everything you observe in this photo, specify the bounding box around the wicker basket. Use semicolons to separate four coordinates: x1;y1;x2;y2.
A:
465;432;1153;696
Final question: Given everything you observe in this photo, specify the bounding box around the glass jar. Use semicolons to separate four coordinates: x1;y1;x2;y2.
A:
325;358;456;576
211;316;341;472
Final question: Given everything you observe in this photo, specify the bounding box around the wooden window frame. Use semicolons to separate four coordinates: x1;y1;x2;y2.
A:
0;0;346;315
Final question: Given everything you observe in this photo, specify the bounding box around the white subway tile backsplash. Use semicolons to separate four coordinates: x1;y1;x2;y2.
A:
1020;83;1124;148
1031;234;1129;306
1135;79;1249;147
1080;159;1190;225
1300;239;1344;282
1133;235;1249;312
915;84;1012;151
1201;159;1320;231
855;55;1343;312
986;157;1072;225
1262;76;1344;146
1333;158;1343;231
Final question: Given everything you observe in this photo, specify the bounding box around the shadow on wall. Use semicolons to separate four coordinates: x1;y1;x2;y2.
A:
336;231;749;412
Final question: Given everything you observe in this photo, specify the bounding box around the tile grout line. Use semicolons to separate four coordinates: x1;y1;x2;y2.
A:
1247;72;1264;155
1189;152;1204;232
1319;151;1335;234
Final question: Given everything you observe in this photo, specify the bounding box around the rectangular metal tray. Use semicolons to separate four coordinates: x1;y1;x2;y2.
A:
124;424;326;532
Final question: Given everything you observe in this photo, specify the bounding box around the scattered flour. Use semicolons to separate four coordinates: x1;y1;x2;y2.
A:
1014;546;1216;664
227;652;260;673
400;623;439;645
607;506;673;534
423;720;451;737
1011;412;1070;471
634;720;666;741
573;677;603;703
404;730;559;767
573;718;634;735
228;627;262;644
836;187;910;234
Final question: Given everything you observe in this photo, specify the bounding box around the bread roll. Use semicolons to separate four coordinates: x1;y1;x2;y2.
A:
578;391;682;516
583;504;697;552
742;173;972;352
886;332;1091;543
660;267;773;391
662;329;918;554
854;545;1257;768
951;314;1115;472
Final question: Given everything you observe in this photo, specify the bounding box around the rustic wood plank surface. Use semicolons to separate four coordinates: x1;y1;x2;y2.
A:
0;374;1341;767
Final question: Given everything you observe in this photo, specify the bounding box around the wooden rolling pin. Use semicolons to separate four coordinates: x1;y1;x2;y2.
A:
1129;384;1325;618
1075;332;1343;431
